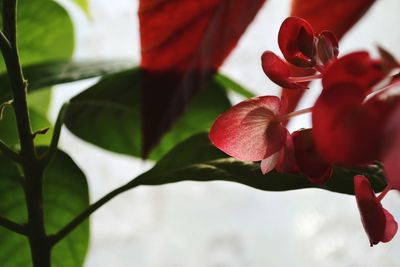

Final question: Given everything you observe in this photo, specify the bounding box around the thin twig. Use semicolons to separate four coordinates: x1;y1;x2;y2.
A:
0;215;27;235
41;103;69;165
0;139;22;163
49;179;140;246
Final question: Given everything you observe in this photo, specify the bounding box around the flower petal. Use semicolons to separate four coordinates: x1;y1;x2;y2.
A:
354;175;397;246
261;151;281;174
261;51;309;90
322;51;386;94
312;83;384;166
382;104;400;190
209;96;286;161
292;128;332;184
275;130;299;173
381;208;398;243
278;17;315;67
315;30;339;66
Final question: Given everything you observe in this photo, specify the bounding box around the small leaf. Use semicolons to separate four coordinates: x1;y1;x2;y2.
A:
0;149;89;267
214;73;255;98
135;133;386;195
65;68;232;160
72;0;90;17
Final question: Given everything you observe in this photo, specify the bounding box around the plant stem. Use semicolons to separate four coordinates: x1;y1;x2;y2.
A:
50;179;140;246
0;215;27;235
278;107;313;122
1;1;51;266
377;185;391;202
0;139;22;163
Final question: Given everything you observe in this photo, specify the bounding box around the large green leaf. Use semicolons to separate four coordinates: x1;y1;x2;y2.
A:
65;68;232;160
0;60;135;103
0;149;89;267
134;133;386;195
0;0;74;72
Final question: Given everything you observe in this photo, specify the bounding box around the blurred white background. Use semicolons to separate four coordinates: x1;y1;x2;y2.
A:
53;0;400;266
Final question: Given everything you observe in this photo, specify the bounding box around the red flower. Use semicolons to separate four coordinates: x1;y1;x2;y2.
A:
209;96;288;173
292;128;332;184
312;83;388;166
312;51;396;166
262;17;338;90
354;175;398;246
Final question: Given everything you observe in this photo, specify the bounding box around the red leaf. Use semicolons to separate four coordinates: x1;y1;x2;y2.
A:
209;96;286;161
139;0;265;156
261;51;309;90
282;0;376;113
278;17;315;68
354;175;398;246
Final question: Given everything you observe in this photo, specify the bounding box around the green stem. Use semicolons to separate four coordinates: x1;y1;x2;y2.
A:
1;1;51;266
50;179;139;246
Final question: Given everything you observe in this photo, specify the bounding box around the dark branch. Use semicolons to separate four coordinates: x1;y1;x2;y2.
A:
0;216;27;235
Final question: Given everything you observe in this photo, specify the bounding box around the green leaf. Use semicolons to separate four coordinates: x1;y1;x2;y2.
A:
0;105;53;147
0;60;135;103
65;68;232;160
215;73;255;98
0;149;89;267
0;0;74;72
134;133;386;195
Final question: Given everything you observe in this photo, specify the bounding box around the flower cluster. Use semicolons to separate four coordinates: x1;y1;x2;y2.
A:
209;17;400;246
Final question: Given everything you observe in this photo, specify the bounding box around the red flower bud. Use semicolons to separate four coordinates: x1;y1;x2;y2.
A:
278;17;315;68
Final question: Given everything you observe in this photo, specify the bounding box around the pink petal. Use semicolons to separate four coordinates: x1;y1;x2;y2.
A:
261;151;281;174
209;96;286;161
261;51;309;90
